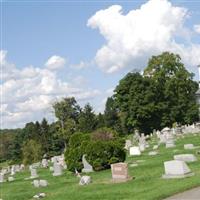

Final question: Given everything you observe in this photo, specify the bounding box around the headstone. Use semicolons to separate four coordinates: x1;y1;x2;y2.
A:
111;162;131;182
15;165;20;172
174;154;197;162
41;159;48;168
0;173;4;183
162;160;194;179
32;162;40;168
11;165;15;176
33;180;40;187
20;164;25;171
39;180;48;187
33;193;46;199
139;143;145;152
79;176;91;185
8;176;14;182
139;134;146;151
30;168;38;179
33;180;48;187
125;140;132;150
53;163;63;176
129;146;141;156
82;155;93;173
184;144;195;150
75;168;81;178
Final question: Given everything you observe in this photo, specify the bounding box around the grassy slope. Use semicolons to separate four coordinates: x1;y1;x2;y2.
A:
1;134;200;200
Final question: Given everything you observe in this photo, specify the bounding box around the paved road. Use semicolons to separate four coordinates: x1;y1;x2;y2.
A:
164;187;200;200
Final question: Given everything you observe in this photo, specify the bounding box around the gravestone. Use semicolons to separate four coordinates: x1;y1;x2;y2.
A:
139;143;145;152
32;162;40;168
162;160;194;179
33;180;40;187
82;155;93;173
15;165;20;172
30;168;38;179
79;176;91;185
41;159;48;168
0;173;4;183
11;165;15;176
20;164;25;171
39;180;48;187
53;163;63;176
139;134;146;151
184;144;195;150
125;140;132;150
129;146;141;156
174;154;197;162
165;128;175;148
111;162;131;182
8;176;14;182
33;180;48;187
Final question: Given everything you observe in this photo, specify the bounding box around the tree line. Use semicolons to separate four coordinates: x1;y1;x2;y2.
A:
0;52;199;164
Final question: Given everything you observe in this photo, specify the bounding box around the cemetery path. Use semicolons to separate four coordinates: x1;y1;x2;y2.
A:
164;187;200;200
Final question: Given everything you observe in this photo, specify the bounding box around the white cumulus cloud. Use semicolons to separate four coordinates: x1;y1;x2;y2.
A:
88;0;200;73
1;51;100;128
194;24;200;34
45;55;66;70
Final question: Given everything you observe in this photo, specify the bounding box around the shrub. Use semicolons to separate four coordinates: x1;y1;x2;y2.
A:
85;140;126;171
65;131;126;172
65;132;90;171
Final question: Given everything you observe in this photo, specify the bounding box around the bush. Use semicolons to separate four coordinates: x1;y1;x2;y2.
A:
85;140;126;171
65;130;126;172
65;133;90;171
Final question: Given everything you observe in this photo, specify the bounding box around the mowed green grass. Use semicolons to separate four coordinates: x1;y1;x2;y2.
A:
1;134;200;200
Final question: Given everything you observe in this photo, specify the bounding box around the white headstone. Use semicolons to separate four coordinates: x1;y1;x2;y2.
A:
53;163;63;176
129;146;141;156
33;180;40;187
0;173;4;183
8;176;14;182
139;143;145;152
82;155;93;173
39;180;48;187
174;154;197;162
125;140;132;150
30;168;38;179
162;160;194;178
11;165;15;176
79;176;91;185
41;159;48;168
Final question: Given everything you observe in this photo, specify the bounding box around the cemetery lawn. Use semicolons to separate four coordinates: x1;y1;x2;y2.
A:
1;134;200;200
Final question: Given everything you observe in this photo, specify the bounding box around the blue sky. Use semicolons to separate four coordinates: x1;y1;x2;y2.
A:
1;0;200;128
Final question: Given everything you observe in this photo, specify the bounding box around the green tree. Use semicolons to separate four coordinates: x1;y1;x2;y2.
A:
78;103;97;133
53;97;80;148
104;97;122;133
96;113;105;128
22;139;43;165
144;52;198;126
113;52;198;133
